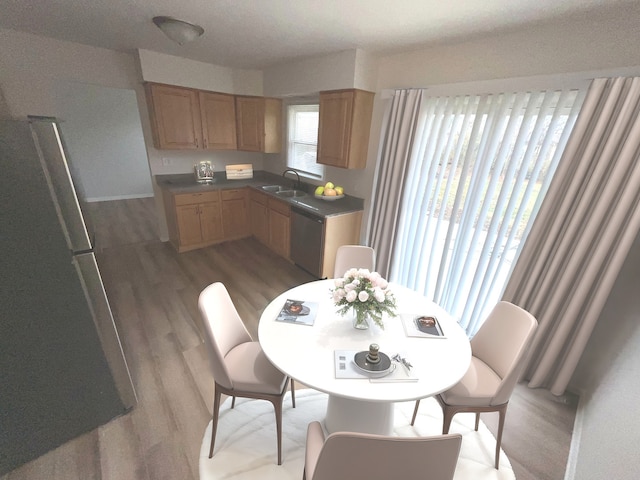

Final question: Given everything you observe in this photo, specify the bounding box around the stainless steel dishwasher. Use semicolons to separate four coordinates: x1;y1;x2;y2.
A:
290;206;325;278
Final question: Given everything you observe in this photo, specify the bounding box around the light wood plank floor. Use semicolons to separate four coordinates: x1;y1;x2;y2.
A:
2;198;578;480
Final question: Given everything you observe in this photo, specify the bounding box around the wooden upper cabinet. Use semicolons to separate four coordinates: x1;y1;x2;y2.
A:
199;91;237;150
146;83;202;150
146;82;281;152
317;89;375;169
236;96;282;153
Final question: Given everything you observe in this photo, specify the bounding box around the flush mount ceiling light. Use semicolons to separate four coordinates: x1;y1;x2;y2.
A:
152;16;204;45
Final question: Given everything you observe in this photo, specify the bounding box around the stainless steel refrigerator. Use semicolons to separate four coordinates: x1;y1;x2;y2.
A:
0;117;136;474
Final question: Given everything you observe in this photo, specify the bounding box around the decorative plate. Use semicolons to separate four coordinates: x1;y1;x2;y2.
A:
353;351;393;378
315;194;345;201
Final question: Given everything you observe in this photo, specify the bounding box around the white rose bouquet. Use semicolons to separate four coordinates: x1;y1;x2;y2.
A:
331;268;397;329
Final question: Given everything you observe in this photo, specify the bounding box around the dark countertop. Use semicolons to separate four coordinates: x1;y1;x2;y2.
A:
155;171;365;218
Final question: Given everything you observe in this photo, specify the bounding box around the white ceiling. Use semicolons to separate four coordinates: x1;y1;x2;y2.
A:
0;0;635;70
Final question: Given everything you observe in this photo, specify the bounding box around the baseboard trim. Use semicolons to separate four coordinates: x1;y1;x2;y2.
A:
563;388;586;480
86;193;154;202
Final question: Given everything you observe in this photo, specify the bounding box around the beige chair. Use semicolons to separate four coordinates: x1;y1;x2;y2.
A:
198;282;295;465
411;301;538;469
333;245;376;278
303;421;462;480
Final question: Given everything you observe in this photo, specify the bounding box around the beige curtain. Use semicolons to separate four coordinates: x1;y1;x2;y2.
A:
368;89;424;278
503;77;640;396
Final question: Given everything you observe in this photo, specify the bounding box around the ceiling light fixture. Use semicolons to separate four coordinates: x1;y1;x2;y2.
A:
152;16;204;45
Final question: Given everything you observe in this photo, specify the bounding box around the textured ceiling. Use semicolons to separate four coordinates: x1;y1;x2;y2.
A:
0;0;636;69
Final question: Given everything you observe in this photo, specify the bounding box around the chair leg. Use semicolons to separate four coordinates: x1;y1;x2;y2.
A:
441;405;455;434
494;404;508;469
209;389;222;458
272;396;284;465
290;378;296;408
231;396;236;408
410;400;420;426
475;412;480;431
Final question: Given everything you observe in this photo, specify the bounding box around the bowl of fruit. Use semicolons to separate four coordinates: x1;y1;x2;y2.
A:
314;182;345;201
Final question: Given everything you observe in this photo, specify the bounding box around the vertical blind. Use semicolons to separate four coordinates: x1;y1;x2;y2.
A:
390;88;585;335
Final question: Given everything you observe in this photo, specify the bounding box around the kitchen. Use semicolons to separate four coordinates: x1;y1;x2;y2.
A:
3;2;640;478
0;35;379;478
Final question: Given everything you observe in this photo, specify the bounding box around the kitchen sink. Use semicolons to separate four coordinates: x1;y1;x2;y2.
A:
275;189;307;198
261;185;288;192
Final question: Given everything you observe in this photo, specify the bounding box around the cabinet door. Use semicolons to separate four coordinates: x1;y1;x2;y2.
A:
318;89;374;169
250;192;269;245
317;90;353;168
263;98;282;154
235;96;265;152
199;92;237;150
268;201;290;259
147;84;202;150
199;202;224;243
221;191;250;240
176;204;204;246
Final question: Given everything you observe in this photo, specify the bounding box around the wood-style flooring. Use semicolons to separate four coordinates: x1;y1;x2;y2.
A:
2;198;578;480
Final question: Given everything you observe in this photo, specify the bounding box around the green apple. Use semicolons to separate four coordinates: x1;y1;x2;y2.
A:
325;181;335;189
335;186;344;195
314;185;325;195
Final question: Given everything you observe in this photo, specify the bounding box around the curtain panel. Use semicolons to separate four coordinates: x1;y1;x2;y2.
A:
503;77;640;396
390;88;584;334
368;89;424;278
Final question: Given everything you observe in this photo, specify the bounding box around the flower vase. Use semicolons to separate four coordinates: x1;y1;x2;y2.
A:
353;308;370;330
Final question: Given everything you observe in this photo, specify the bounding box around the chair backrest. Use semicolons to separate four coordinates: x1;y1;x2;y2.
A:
471;301;538;405
333;245;376;278
198;282;253;390
311;432;461;480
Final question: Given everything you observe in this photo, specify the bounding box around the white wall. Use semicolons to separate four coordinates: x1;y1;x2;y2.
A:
56;82;153;201
0;29;140;118
567;232;640;480
0;28;156;204
137;49;262;95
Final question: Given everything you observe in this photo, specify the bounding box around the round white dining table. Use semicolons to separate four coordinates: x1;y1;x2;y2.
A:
258;279;471;435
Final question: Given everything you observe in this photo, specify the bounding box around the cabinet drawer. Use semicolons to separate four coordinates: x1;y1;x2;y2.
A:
221;188;247;201
174;190;220;206
268;197;290;216
250;189;268;205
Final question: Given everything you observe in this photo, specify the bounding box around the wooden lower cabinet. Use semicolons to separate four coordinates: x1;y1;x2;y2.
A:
165;190;223;252
320;211;364;278
249;190;290;258
221;189;250;240
268;198;290;258
250;190;269;245
163;186;362;265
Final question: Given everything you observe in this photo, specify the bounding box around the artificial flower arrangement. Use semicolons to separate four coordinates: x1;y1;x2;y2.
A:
331;268;397;329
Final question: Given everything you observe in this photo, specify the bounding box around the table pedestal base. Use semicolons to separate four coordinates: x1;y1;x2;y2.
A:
324;395;394;435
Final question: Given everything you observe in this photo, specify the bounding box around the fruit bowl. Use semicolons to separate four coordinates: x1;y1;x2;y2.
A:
315;194;345;201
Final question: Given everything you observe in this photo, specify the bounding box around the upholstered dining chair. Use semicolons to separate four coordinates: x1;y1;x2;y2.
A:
198;282;295;465
303;421;462;480
411;301;538;469
333;245;376;278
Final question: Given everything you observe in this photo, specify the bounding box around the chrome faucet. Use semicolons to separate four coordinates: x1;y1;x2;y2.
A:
282;169;301;190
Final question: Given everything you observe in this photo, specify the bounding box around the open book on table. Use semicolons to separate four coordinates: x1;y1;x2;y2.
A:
275;299;318;326
401;313;446;338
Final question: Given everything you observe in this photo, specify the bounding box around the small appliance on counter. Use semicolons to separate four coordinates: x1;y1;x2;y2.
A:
194;160;214;183
226;163;253;180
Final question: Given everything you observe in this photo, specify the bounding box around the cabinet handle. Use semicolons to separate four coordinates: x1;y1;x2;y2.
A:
204;139;208;149
196;138;199;148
